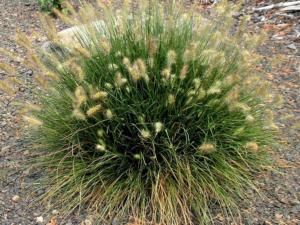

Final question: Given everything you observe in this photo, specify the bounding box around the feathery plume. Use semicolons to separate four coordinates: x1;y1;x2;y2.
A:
72;109;86;121
167;50;177;66
161;68;171;80
193;78;201;88
197;88;206;100
198;143;215;154
154;122;164;133
167;94;175;106
34;76;48;89
127;64;141;82
0;63;17;74
108;64;119;71
245;115;255;123
100;38;111;55
123;57;131;67
23;116;43;126
74;86;87;108
180;65;189;80
140;129;151;139
74;45;91;58
105;109;113;119
115;72;127;87
91;91;108;101
39;13;58;41
15;31;32;49
52;8;75;26
45;71;60;81
0;80;14;95
148;38;157;56
245;142;259;152
0;48;21;61
87;105;102;117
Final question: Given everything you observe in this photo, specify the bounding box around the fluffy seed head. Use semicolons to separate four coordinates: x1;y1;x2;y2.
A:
140;129;151;139
74;45;91;58
72;109;86;121
180;65;189;80
100;38;111;55
108;63;119;71
0;63;17;74
0;80;14;95
105;109;113;119
161;68;171;80
74;86;87;108
86;105;102;117
246;115;255;122
245;142;259;152
123;57;131;66
91;91;108;101
96;144;106;151
198;143;215;154
23;116;43;126
154;122;164;133
167;50;177;66
115;72;127;87
148;38;157;56
167;94;175;105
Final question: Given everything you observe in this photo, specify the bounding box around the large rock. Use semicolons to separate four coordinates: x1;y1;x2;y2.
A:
41;20;106;54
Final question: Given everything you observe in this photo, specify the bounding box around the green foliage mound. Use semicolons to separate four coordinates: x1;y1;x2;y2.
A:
38;0;63;11
9;0;280;224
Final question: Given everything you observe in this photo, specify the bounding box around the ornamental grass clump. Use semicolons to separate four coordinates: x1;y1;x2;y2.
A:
0;0;280;224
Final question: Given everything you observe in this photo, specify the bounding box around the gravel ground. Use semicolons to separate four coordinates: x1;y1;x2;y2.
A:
0;1;299;225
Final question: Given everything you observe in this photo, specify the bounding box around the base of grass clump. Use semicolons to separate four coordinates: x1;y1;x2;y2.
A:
0;0;280;224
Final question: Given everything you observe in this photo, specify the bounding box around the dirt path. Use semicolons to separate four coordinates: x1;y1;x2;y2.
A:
0;1;299;225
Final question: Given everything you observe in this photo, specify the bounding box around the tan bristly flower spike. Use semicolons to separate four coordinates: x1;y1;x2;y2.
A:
100;38;111;55
167;50;177;66
87;105;102;117
167;94;175;106
0;63;17;74
96;144;106;151
7;77;22;85
72;109;86;121
128;64;141;82
74;86;87;108
15;30;33;49
91;91;108;101
0;48;21;61
154;122;164;133
45;71;60;81
115;72;127;87
0;80;14;95
245;115;255;123
245;142;259;152
39;13;58;41
123;57;131;67
161;68;171;80
198;143;215;154
23;116;43;126
52;8;76;26
108;64;119;71
180;65;189;80
140;129;151;139
105;109;113;119
74;45;91;58
148;38;157;56
34;76;48;89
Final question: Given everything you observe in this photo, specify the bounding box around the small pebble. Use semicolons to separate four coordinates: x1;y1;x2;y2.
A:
12;195;20;202
52;209;59;215
36;216;44;223
84;219;92;225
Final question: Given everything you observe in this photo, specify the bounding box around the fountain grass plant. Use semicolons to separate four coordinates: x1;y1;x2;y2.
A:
0;0;280;224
